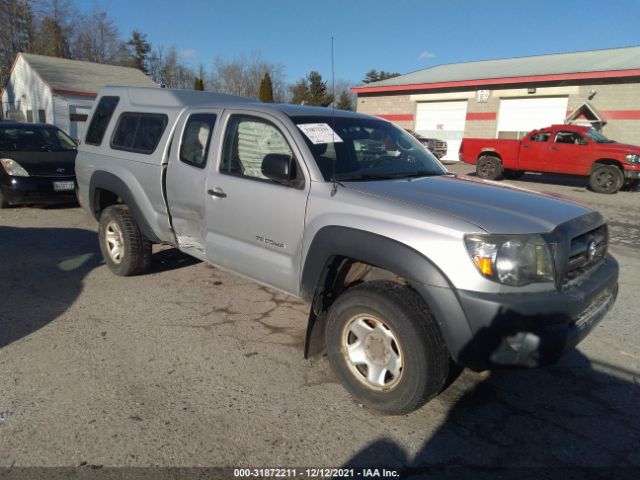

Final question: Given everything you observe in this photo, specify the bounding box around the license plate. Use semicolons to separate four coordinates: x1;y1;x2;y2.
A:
53;181;74;192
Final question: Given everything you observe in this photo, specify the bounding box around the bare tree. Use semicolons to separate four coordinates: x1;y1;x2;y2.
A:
0;0;34;86
209;52;287;101
30;0;77;58
73;9;122;64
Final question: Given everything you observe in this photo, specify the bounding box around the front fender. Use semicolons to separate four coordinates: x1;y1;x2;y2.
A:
300;226;473;363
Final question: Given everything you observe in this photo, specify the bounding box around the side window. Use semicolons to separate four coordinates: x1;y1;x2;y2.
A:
179;114;216;168
86;96;119;145
111;113;168;154
530;132;550;142
555;131;585;144
221;115;295;181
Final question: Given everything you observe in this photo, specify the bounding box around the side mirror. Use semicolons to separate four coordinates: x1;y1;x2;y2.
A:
261;153;300;187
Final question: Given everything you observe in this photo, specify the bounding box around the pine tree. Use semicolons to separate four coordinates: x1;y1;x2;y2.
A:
307;71;332;107
290;78;309;105
127;30;151;74
362;69;379;84
259;72;274;103
362;69;400;84
336;91;353;111
193;77;204;90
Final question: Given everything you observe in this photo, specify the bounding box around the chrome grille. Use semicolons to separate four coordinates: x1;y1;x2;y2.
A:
563;225;608;286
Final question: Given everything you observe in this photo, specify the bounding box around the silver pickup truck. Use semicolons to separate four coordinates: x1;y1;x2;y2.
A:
76;86;618;414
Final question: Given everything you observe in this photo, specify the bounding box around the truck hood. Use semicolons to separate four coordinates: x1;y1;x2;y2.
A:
592;141;640;154
344;174;593;234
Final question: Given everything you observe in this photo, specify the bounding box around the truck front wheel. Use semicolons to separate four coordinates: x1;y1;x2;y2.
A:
476;155;503;180
98;205;152;276
325;281;449;415
589;165;624;194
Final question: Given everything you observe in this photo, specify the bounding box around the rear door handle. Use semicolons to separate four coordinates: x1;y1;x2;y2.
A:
550;146;561;150
207;188;227;198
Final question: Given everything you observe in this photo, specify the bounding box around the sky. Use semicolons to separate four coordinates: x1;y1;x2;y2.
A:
95;0;640;85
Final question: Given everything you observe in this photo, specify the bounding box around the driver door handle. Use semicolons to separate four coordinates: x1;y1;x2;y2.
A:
550;146;561;150
207;188;227;198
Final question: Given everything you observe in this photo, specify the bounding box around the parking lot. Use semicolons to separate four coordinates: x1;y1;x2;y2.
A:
1;165;639;475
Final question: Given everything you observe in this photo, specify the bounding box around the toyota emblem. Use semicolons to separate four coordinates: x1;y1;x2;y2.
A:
587;239;597;261
56;168;65;173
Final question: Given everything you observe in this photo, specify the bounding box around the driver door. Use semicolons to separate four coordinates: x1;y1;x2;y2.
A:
204;112;310;295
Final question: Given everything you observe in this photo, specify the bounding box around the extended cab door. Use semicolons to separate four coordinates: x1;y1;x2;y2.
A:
204;111;310;295
546;130;591;174
165;110;221;258
518;130;552;172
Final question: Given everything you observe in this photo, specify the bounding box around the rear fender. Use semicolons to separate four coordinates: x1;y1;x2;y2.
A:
89;170;162;243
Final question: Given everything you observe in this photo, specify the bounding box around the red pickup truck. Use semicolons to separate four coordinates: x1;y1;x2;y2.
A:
459;125;640;193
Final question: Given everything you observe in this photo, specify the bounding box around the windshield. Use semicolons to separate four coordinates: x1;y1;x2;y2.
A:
585;128;614;144
292;116;446;181
0;126;77;152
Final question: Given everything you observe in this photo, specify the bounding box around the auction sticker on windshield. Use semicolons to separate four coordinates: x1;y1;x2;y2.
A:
297;123;343;144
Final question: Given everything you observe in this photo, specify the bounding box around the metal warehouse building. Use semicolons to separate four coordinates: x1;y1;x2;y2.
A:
352;46;640;161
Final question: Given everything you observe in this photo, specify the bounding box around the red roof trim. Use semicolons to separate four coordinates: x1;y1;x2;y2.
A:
466;112;496;121
601;110;640;120
351;69;640;94
375;113;414;121
52;88;97;97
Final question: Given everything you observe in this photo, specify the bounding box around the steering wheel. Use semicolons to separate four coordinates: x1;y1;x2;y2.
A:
366;156;395;168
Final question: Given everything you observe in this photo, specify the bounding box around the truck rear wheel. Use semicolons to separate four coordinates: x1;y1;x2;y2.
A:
98;205;152;276
325;281;449;415
589;165;624;194
476;155;503;180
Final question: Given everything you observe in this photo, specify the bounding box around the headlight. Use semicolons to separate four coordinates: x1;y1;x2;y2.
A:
625;154;640;164
1;158;29;177
464;234;555;286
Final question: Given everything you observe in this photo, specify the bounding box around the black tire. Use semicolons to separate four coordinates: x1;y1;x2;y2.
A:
476;155;503;180
325;281;450;415
503;170;525;180
589;164;624;194
98;204;152;276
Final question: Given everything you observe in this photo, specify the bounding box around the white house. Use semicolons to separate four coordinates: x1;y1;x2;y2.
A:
1;53;157;139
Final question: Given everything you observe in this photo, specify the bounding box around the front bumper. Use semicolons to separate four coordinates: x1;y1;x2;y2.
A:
445;255;619;370
624;168;640;179
1;175;77;205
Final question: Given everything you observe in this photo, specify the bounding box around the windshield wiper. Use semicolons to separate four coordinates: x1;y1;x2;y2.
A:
338;171;442;181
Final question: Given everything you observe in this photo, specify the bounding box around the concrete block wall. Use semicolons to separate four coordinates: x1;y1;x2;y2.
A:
356;80;640;144
573;82;640;145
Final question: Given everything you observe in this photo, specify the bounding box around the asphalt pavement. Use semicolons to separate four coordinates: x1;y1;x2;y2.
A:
1;166;639;478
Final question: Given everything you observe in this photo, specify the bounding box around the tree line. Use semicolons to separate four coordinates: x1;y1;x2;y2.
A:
0;0;404;110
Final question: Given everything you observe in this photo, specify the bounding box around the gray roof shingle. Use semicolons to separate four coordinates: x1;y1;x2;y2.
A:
21;53;157;94
358;45;640;88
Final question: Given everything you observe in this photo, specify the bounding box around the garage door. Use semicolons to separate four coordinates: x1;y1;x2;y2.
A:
497;97;568;139
415;101;467;161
